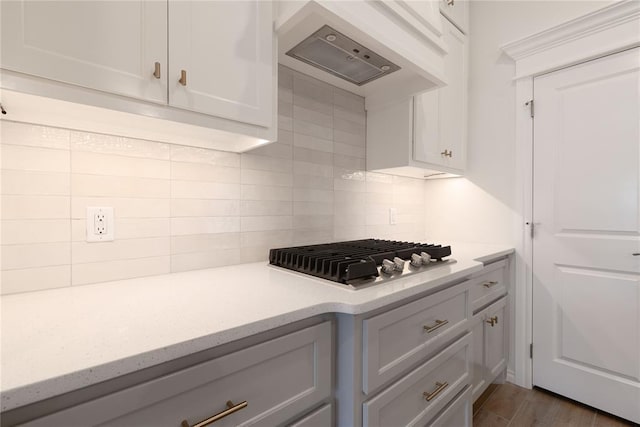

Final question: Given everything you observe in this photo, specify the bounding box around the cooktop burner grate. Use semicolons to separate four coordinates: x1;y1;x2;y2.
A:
269;239;452;285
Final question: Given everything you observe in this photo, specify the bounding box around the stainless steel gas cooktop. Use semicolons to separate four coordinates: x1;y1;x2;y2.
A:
269;239;454;288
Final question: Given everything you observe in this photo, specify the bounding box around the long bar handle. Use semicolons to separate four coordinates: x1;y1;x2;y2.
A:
181;400;248;427
423;381;449;401
483;280;499;288
486;316;498;327
153;62;161;79
423;319;448;333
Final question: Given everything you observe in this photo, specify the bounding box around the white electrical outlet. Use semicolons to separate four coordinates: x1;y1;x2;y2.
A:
389;208;397;225
86;207;114;242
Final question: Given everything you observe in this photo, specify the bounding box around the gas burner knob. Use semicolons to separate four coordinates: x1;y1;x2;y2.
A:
420;252;432;264
381;259;395;275
410;253;423;267
393;257;406;271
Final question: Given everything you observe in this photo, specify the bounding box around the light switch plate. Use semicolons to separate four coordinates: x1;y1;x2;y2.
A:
86;207;114;242
389;207;397;225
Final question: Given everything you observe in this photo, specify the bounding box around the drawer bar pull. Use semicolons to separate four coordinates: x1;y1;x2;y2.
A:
483;280;498;288
423;381;449;401
423;319;448;333
181;400;248;427
486;316;498;327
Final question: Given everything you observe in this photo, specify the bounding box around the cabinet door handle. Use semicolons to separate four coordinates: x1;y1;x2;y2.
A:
483;280;499;288
447;0;455;5
423;319;448;333
179;69;187;86
181;400;248;427
486;316;498;327
153;62;161;79
440;150;453;158
423;381;449;401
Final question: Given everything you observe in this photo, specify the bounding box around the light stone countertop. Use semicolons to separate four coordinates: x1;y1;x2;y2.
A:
0;242;513;412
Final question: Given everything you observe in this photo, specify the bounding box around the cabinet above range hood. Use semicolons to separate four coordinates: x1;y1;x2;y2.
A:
276;0;449;110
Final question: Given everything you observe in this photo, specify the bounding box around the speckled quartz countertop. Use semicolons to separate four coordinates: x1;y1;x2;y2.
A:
0;242;513;412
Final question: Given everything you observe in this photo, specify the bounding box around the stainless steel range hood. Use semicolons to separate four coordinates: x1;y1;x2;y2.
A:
285;25;400;86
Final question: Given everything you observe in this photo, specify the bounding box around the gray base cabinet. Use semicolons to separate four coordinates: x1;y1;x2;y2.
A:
21;322;332;427
469;258;509;402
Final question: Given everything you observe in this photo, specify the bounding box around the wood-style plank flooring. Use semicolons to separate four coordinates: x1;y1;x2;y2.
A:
472;383;639;427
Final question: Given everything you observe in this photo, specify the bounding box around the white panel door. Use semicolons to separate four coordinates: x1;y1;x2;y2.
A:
413;17;467;172
0;1;167;103
532;47;640;424
168;0;273;127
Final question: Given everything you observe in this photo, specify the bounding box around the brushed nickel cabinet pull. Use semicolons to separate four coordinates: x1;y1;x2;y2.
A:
486;316;498;327
153;62;161;79
423;319;448;333
423;381;449;401
179;69;187;86
483;280;498;288
181;400;248;427
440;150;449;157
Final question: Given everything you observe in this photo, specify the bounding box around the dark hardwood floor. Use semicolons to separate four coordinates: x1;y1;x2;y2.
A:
472;383;639;427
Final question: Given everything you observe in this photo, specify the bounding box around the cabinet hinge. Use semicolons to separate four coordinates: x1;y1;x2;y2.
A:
526;99;534;118
530;343;533;358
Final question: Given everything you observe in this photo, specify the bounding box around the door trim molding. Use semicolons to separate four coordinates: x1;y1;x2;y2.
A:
501;0;640;79
501;0;640;390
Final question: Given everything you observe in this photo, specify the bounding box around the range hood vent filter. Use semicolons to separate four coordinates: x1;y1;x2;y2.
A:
286;25;400;86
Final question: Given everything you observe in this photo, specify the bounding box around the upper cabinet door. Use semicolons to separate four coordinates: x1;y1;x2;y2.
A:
1;1;167;103
168;1;273;127
439;0;468;34
413;17;467;172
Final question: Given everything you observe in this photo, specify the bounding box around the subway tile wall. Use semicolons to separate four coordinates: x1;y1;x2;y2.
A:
0;65;425;294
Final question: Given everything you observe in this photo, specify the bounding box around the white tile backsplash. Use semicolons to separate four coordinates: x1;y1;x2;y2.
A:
1;121;70;150
72;256;170;286
1;144;70;172
2;195;70;219
71;151;171;179
0;65;427;295
2;170;70;195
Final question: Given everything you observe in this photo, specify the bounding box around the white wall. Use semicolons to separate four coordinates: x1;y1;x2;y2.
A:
424;0;615;245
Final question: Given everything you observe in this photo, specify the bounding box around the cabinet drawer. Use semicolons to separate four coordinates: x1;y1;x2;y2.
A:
363;281;471;393
289;404;332;427
363;333;471;427
470;259;507;313
24;322;332;427
428;386;472;427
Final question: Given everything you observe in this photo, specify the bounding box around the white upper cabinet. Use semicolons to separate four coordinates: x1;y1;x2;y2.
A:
439;0;468;34
168;1;273;127
1;1;168;104
0;1;276;152
414;17;467;173
366;15;468;178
